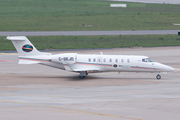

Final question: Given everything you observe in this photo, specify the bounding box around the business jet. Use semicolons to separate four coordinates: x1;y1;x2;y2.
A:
7;36;175;79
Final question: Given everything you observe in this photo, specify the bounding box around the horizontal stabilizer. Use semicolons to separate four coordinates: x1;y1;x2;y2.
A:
18;59;41;64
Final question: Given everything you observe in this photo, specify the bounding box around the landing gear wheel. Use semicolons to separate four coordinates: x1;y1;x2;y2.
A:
79;71;88;79
79;76;86;79
156;74;161;80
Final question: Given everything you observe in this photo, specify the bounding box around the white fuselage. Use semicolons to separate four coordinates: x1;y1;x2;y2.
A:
29;53;175;74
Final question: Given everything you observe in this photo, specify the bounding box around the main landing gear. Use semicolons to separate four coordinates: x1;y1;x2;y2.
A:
79;76;86;79
156;74;161;80
79;71;88;79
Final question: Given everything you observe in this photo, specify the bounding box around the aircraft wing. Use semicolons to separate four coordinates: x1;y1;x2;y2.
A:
72;68;100;72
63;63;101;72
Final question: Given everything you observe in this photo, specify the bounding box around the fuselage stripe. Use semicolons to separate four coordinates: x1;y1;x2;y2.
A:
64;65;69;67
74;62;112;67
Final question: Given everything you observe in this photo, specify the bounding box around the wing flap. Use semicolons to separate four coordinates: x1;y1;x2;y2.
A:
72;68;100;72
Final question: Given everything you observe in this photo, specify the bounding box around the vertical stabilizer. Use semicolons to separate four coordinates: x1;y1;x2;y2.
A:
7;36;50;56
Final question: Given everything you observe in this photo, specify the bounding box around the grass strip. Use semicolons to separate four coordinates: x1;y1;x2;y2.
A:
0;0;180;31
0;35;180;51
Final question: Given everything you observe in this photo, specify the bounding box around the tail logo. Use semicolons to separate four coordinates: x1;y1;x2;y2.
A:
22;44;33;52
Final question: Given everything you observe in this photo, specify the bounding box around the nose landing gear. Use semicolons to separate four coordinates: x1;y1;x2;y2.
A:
156;74;161;80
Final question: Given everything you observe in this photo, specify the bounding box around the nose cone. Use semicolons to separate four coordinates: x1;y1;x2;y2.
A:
165;66;175;72
155;62;175;72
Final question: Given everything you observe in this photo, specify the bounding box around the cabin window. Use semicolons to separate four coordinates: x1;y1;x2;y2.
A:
104;58;106;62
127;59;130;63
93;58;96;62
121;59;124;63
88;58;91;62
109;59;112;62
98;58;101;62
59;57;61;61
116;59;118;62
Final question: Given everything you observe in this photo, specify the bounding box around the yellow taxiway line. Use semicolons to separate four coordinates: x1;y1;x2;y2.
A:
175;68;180;71
0;53;18;55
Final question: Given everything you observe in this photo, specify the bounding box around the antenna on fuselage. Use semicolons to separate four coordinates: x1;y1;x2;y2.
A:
100;52;103;55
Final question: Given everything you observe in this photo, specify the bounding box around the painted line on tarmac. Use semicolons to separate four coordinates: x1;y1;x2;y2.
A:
0;60;18;62
10;107;82;114
0;53;18;55
175;68;180;71
0;100;144;120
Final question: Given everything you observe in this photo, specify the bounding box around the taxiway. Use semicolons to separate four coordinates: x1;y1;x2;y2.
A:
0;47;180;120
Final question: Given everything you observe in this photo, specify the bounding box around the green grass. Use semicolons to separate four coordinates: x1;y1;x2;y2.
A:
1;35;180;51
0;0;180;31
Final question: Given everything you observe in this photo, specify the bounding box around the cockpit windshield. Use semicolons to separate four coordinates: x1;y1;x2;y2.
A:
142;58;154;62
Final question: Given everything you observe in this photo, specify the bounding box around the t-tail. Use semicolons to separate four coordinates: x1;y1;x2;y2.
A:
7;36;51;64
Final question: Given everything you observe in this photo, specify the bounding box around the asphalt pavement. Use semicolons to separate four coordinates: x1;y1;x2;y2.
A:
0;47;180;120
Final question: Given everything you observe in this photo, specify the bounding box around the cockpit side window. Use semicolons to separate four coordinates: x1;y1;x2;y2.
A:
142;58;154;62
142;58;147;62
148;58;154;62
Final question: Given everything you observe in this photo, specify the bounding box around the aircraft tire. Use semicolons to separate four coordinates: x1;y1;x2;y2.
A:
79;76;85;79
156;74;161;80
